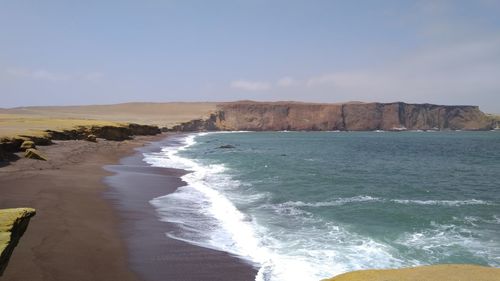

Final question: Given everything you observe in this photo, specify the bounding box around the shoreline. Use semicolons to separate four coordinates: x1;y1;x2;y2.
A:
0;134;164;280
104;133;258;281
2;130;498;281
0;132;257;280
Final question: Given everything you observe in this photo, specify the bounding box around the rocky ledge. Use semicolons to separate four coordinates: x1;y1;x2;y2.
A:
0;123;161;162
46;123;161;141
172;101;495;131
323;264;500;281
0;208;36;276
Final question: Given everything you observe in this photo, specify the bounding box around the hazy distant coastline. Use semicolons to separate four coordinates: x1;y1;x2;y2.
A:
2;101;497;137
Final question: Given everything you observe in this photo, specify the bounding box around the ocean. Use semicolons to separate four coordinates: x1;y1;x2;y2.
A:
144;131;500;281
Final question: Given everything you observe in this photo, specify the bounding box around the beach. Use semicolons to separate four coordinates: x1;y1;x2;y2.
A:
1;118;498;281
105;134;257;281
0;133;256;281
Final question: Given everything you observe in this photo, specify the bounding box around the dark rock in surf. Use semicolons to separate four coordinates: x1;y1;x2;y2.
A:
218;144;235;149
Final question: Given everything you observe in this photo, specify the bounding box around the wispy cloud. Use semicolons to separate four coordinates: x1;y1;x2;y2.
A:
230;80;271;91
229;77;298;91
276;77;295;87
225;35;500;111
305;37;500;104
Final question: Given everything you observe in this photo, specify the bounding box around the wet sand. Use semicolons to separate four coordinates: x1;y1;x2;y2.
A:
0;134;257;280
105;134;258;281
0;136;153;281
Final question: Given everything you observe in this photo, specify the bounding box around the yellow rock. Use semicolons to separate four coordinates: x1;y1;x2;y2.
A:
24;148;47;161
86;134;97;142
0;208;36;275
323;264;500;281
19;140;35;151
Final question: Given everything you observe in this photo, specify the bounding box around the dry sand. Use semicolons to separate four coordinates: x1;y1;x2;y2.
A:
0;134;256;281
0;136;157;281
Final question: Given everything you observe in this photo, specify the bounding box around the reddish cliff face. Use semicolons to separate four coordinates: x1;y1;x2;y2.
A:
214;102;345;131
171;101;494;131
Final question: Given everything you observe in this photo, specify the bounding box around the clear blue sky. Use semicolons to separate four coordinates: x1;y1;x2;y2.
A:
1;0;500;112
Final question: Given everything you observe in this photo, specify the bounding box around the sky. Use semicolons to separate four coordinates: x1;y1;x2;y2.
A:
1;0;500;113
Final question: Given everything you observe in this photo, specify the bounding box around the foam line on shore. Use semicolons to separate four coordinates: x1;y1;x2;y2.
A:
144;133;410;280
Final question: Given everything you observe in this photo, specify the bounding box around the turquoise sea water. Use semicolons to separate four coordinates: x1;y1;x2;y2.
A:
145;132;500;281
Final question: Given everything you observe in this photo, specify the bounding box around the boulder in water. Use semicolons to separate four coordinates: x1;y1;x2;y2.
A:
218;144;235;149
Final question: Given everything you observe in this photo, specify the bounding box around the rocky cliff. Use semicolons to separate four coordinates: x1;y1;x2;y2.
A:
0;124;161;162
173;101;494;131
0;208;36;276
323;264;500;281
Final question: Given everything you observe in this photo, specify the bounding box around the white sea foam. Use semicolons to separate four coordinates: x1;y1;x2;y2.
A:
494;215;500;224
281;196;381;208
391;199;491;206
145;134;408;281
278;197;492;209
396;221;500;266
144;133;500;280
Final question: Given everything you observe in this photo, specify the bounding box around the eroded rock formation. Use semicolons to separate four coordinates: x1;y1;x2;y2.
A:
128;123;162;136
24;149;47;161
0;124;161;162
323;264;500;281
0;208;36;276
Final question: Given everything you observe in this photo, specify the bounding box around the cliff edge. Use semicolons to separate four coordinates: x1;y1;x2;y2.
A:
323;264;500;281
213;101;493;131
172;101;494;131
0;208;36;276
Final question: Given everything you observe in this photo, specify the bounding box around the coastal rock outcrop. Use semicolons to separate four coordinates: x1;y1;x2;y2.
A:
170;114;219;132
90;126;131;141
19;135;53;146
46;127;89;140
24;149;47;161
322;264;500;281
0;208;36;276
86;134;97;142
19;141;35;151
492;115;500;130
128;123;161;135
0;138;24;161
47;124;161;141
174;101;494;131
1;124;161;163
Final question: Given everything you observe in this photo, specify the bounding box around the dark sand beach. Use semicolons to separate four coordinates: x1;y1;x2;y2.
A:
105;135;257;281
0;134;256;281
